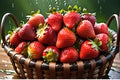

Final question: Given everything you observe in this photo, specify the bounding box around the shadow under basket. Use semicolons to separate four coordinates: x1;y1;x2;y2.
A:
0;13;120;79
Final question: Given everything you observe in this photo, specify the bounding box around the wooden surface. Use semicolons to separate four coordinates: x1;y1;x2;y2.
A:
0;45;120;79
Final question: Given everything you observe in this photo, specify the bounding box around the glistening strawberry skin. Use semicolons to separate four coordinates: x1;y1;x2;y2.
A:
56;28;76;48
37;25;57;46
27;13;45;29
81;13;96;26
15;41;28;57
94;23;108;35
18;23;36;41
63;11;81;29
28;41;45;60
79;40;100;60
48;12;63;32
96;33;110;52
9;32;22;46
60;47;78;63
77;20;95;39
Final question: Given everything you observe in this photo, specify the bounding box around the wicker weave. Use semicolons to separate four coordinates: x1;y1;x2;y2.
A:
0;13;120;79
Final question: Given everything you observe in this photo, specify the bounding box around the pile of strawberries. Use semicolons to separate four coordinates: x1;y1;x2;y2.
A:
8;5;112;63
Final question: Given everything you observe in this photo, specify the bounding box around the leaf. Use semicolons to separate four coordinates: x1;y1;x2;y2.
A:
98;41;102;46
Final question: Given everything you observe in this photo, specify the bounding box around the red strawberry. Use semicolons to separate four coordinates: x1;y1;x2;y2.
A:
9;32;22;46
42;46;60;63
18;23;36;41
37;24;57;45
60;47;78;63
80;40;100;60
81;13;96;26
15;42;28;57
94;23;108;35
28;41;45;60
27;13;45;29
96;33;110;52
77;20;95;39
48;12;63;32
56;28;76;48
63;11;80;29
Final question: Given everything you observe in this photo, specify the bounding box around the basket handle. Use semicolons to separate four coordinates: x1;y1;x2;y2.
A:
106;14;120;52
0;13;19;46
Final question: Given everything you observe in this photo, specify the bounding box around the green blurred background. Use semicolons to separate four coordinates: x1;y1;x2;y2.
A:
0;0;120;40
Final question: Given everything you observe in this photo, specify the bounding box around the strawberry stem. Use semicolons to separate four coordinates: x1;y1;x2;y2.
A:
49;7;57;13
88;39;101;51
68;5;73;11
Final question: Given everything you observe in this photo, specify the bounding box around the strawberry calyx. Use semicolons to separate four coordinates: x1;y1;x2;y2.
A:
43;48;58;63
28;47;34;59
88;38;102;51
36;23;48;38
49;7;57;13
21;43;29;57
26;10;41;19
67;5;81;12
81;8;96;17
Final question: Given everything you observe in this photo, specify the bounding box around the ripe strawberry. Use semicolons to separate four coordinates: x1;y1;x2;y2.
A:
37;24;57;45
48;12;63;32
63;11;80;29
60;47;78;63
56;28;76;48
42;46;60;63
77;20;95;39
28;41;45;60
18;23;36;41
96;33;110;52
81;13;96;26
63;5;81;29
9;32;22;46
94;23;108;35
15;42;28;57
27;13;45;29
79;40;100;60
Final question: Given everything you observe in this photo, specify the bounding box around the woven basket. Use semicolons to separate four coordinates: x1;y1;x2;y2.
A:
0;13;120;79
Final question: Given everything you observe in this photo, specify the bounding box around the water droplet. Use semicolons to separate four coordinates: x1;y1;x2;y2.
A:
21;12;24;18
100;6;102;14
11;3;14;8
55;0;58;5
97;0;102;14
36;0;38;4
57;6;59;10
98;0;100;5
49;4;51;7
64;0;67;6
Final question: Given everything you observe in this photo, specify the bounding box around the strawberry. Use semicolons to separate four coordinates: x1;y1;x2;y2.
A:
28;41;45;60
94;23;108;35
42;46;60;63
56;28;76;48
96;33;110;52
60;47;78;63
79;40;100;60
15;42;28;57
77;20;95;39
81;13;96;26
48;12;63;32
37;24;57;45
18;23;36;41
63;5;81;29
9;31;22;46
27;11;45;29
